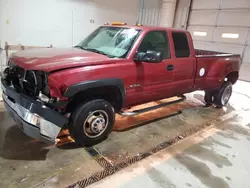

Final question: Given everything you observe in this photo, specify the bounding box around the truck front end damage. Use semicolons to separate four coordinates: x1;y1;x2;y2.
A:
1;61;68;143
2;81;67;142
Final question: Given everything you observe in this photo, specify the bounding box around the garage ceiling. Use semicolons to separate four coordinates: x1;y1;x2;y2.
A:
187;0;250;81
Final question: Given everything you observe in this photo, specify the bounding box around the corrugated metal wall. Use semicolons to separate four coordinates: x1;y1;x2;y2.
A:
137;0;162;26
187;0;250;81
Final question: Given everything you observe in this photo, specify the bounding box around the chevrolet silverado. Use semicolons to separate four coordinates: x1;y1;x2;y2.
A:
2;23;240;146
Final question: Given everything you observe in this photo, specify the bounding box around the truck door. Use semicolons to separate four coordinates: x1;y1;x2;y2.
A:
125;30;174;106
170;31;196;95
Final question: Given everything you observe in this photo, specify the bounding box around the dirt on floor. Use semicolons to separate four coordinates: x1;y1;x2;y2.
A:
94;99;233;165
0;90;246;188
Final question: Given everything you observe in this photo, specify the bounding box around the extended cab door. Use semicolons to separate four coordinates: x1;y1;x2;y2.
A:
125;30;174;106
169;31;196;95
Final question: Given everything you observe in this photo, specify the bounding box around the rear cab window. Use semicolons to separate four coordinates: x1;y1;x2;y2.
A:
172;32;190;58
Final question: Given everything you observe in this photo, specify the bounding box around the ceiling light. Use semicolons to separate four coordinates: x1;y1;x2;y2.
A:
193;31;207;36
222;33;239;39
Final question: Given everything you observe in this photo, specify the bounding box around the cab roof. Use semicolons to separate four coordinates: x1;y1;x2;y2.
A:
104;24;189;33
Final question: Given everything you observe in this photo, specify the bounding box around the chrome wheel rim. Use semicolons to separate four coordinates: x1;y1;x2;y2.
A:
221;85;232;105
83;110;109;138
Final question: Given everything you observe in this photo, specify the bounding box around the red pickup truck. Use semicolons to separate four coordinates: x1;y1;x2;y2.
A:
2;23;240;146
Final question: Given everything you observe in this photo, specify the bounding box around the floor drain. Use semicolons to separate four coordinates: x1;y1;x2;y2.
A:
69;111;240;188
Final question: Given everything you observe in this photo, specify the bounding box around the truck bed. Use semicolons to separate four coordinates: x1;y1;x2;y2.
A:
193;49;241;91
195;49;239;57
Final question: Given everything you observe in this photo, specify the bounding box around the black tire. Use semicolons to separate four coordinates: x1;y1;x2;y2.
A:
213;81;233;108
204;91;213;105
69;99;115;146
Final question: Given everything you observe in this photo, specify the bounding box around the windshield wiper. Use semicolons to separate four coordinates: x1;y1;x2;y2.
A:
85;48;115;58
86;48;106;55
74;46;115;58
74;45;85;50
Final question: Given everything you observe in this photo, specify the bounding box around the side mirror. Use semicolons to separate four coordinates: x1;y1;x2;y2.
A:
134;50;163;63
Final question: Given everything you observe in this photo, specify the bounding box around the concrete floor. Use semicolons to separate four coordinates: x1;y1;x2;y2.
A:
89;111;250;188
0;107;103;187
0;81;249;188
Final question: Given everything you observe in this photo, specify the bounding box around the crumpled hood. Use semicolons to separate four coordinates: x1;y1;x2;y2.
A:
10;48;114;72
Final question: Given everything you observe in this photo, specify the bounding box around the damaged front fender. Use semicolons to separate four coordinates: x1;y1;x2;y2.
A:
2;80;68;143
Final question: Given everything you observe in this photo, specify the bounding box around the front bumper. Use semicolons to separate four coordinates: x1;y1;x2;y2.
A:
2;80;68;143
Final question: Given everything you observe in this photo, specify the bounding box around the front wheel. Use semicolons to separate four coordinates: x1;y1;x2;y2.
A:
213;81;233;108
69;99;115;146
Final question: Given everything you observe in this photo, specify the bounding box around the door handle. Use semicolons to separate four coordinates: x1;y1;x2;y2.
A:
167;64;174;71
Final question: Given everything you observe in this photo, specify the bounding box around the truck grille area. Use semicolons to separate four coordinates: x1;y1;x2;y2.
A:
4;63;41;97
12;66;26;92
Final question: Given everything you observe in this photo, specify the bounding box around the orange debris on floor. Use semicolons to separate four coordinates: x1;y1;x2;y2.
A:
55;97;199;145
113;97;197;131
56;129;75;146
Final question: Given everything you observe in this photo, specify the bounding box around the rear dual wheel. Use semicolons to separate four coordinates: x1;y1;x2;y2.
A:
204;91;213;105
214;81;233;108
204;81;233;108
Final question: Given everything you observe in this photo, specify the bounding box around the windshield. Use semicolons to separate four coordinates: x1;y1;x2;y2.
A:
76;26;140;58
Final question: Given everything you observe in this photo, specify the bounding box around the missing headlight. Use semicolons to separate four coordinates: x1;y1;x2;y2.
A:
38;92;50;103
23;70;38;95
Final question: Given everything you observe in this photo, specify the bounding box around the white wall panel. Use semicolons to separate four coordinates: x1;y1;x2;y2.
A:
0;1;4;70
194;41;244;54
243;47;250;63
189;10;217;26
246;31;250;45
175;0;250;80
188;26;214;41
0;0;138;66
0;0;138;47
209;43;244;54
217;10;250;27
213;27;248;45
192;0;220;10
221;0;250;9
240;64;250;81
93;0;138;25
193;41;213;50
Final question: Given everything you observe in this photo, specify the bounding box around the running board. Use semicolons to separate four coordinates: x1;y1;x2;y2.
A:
119;96;186;117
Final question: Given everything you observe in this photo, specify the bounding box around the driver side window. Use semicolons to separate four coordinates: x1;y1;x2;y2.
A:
137;31;170;59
